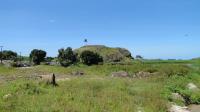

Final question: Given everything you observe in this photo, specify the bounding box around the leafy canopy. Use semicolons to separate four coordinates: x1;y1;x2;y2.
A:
80;50;103;65
30;49;46;65
58;47;77;67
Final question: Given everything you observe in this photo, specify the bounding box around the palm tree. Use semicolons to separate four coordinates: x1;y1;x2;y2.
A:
84;39;88;45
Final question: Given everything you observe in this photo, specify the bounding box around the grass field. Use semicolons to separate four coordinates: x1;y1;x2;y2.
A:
0;60;200;112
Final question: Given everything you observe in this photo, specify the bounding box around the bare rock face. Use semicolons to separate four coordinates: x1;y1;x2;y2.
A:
111;71;129;77
187;83;199;91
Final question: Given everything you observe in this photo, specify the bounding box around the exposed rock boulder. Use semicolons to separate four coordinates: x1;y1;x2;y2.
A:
171;93;185;103
169;105;190;112
71;71;85;76
134;71;152;78
39;73;57;86
186;83;199;91
111;71;129;77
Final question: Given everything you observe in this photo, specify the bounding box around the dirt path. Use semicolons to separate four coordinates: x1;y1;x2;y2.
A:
189;105;200;112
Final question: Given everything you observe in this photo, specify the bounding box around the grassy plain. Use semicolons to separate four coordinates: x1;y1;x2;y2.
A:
0;59;200;112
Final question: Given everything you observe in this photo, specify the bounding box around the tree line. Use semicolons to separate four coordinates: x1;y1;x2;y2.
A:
0;47;103;66
31;47;103;66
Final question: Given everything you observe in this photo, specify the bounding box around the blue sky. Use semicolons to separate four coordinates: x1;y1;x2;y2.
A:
0;0;199;59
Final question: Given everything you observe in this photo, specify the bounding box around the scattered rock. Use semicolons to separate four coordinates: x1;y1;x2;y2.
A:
111;71;129;77
171;93;185;103
186;83;199;91
71;71;84;76
39;73;58;86
134;71;152;78
3;94;12;100
169;105;190;112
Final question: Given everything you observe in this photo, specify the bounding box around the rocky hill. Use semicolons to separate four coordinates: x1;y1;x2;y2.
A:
74;45;133;62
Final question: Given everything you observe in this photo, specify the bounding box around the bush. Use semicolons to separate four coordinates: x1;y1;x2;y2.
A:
30;49;46;65
45;57;54;62
11;62;21;67
80;51;103;65
58;47;77;67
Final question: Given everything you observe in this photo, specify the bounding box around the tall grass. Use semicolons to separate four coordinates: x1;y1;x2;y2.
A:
0;60;199;112
0;78;167;112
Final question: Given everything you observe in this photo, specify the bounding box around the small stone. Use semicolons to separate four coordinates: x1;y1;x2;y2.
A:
187;83;199;91
3;94;12;100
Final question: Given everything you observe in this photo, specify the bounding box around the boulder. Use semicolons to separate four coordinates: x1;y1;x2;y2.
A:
169;105;190;112
71;71;84;76
186;83;199;91
39;73;57;86
111;71;129;77
171;93;185;103
134;71;152;78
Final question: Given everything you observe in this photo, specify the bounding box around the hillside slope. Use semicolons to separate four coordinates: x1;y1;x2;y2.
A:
74;45;133;62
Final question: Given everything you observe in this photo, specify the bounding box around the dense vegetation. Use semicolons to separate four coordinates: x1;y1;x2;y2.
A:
0;50;18;60
75;45;133;62
58;47;77;67
80;50;103;65
30;49;47;65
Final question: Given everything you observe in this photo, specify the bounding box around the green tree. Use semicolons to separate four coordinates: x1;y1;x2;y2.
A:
30;49;46;65
58;47;77;67
80;50;103;65
2;50;18;60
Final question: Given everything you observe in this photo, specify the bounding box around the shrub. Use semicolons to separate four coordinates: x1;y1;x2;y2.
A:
11;62;21;67
45;57;54;62
80;50;103;65
58;47;77;67
30;49;46;65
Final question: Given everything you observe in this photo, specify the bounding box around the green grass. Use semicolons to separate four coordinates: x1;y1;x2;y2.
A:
164;73;200;105
0;77;167;112
0;60;200;112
